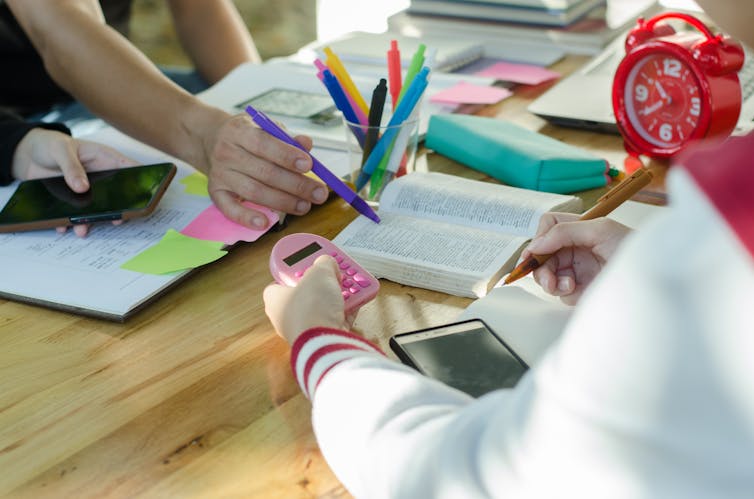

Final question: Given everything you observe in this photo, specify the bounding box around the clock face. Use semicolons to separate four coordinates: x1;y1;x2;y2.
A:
623;52;704;149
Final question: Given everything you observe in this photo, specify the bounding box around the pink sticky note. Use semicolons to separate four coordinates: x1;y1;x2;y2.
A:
180;202;280;245
475;61;560;85
430;82;513;105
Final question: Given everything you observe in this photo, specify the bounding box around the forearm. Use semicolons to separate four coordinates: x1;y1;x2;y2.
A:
294;328;512;498
7;0;223;173
168;0;261;83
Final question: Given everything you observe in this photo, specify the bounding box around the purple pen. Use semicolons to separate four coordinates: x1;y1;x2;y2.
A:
245;105;380;224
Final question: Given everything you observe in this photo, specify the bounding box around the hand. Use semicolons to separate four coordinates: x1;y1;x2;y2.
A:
522;213;632;305
263;255;355;345
11;129;137;237
202;113;330;230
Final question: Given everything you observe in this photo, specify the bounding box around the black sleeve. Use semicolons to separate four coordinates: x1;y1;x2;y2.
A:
0;109;70;186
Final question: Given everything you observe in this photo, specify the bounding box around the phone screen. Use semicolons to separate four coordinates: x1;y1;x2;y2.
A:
390;319;528;398
0;163;175;229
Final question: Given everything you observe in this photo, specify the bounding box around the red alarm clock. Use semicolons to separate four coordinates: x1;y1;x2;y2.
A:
612;12;744;160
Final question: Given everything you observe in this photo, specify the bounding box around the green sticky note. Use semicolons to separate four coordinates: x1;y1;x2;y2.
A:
180;172;209;197
121;229;227;274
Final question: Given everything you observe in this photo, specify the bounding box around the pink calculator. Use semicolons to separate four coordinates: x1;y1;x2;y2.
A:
270;233;379;312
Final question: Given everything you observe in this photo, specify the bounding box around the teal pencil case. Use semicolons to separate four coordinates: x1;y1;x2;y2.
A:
425;114;612;193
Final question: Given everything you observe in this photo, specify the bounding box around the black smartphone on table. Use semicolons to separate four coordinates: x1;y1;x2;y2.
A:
0;162;176;233
389;319;529;398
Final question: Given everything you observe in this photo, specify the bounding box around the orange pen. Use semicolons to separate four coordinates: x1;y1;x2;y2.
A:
504;167;655;285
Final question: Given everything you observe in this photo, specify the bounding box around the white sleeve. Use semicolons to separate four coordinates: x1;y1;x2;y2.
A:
296;168;754;498
292;327;530;499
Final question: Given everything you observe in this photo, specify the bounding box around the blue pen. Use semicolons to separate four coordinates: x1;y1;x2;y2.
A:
355;67;430;191
245;105;379;224
321;69;366;147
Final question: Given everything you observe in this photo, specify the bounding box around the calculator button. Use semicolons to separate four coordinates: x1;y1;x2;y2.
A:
349;287;361;294
341;291;351;300
353;274;372;287
330;252;338;257
342;278;354;288
294;271;304;278
336;255;344;264
345;268;357;276
339;262;350;270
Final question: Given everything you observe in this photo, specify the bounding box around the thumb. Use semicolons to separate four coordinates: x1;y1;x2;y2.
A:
526;220;606;256
302;254;340;282
53;139;90;193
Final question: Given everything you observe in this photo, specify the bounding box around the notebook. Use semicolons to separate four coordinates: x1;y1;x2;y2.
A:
302;31;485;72
528;34;754;134
406;0;605;27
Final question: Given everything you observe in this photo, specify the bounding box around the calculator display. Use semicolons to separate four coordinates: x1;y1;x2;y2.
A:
283;242;323;266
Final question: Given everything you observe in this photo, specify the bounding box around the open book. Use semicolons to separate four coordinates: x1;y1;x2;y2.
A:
455;199;669;366
333;172;582;298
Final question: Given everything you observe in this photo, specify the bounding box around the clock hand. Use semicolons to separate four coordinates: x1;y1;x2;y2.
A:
639;100;664;116
654;81;671;103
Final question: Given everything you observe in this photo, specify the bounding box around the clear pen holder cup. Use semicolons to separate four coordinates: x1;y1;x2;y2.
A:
344;115;420;206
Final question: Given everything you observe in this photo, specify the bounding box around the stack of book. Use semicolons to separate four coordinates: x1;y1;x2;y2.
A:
389;0;660;54
406;0;606;27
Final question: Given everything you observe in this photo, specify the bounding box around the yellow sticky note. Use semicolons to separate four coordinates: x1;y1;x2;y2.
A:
121;229;227;274
180;172;209;197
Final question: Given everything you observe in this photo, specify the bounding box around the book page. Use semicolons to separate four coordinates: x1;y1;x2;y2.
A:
334;213;527;297
378;172;581;237
457;284;573;365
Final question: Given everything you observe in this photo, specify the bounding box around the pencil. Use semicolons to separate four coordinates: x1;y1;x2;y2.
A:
503;167;655;285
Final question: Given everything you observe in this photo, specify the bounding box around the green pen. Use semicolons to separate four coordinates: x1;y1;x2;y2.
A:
369;140;397;199
396;43;425;107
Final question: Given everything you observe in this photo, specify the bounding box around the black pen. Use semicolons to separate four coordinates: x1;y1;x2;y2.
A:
361;78;387;168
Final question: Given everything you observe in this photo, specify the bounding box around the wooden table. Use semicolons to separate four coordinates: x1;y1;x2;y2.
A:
0;55;667;498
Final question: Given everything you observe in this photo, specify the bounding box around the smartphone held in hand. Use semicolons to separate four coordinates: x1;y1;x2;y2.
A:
0;163;176;233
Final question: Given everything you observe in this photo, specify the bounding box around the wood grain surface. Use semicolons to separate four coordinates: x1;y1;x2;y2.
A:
0;54;668;498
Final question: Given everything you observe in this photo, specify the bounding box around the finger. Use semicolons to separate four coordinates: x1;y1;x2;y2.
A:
51;139;90;193
292;134;314;152
76;140;138;170
210;190;271;229
552;269;576;296
532;267;558;295
56;226;68;234
263;283;290;335
73;224;90;238
526;219;608;257
229;115;312;173
309;255;341;280
533;212;580;238
211;167;325;216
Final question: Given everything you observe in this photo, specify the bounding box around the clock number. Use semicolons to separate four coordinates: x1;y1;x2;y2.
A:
663;58;681;78
635;84;649;102
690;97;701;116
659;123;673;141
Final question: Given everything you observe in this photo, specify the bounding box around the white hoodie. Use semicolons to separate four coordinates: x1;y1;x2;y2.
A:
290;133;754;499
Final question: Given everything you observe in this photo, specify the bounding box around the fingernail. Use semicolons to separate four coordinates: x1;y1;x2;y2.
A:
75;178;89;191
296;200;310;213
313;187;327;202
557;277;571;292
295;158;310;172
252;217;267;228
